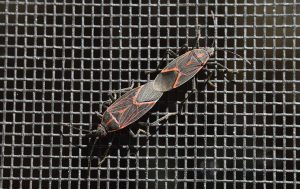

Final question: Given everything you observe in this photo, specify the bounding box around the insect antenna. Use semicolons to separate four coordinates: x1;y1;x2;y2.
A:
194;11;217;49
59;123;92;148
210;10;252;66
126;125;163;165
87;137;99;179
191;25;202;50
61;123;91;133
216;49;252;66
59;123;106;178
210;10;216;49
86;133;116;178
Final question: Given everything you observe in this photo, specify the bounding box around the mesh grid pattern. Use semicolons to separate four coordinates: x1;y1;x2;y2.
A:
0;1;299;188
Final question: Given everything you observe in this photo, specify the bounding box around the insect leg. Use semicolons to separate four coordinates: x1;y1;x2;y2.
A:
132;112;177;137
177;44;189;55
103;80;135;108
145;41;189;75
102;102;110;109
207;62;239;74
108;93;118;102
192;25;202;49
102;94;117;108
149;112;178;126
137;112;178;129
144;48;178;74
177;86;197;114
223;74;238;84
109;80;135;94
94;111;103;120
129;128;149;138
87;137;99;178
128;113;178;164
202;69;217;88
166;49;178;58
207;62;241;84
98;134;116;166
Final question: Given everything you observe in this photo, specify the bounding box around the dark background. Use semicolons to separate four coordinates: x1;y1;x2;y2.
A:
0;0;299;189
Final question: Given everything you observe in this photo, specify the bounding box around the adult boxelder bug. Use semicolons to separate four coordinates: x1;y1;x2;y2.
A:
89;81;170;138
146;11;251;92
151;47;216;91
62;81;176;175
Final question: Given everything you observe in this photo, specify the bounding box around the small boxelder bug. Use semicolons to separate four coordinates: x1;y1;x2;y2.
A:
147;11;251;92
152;48;215;91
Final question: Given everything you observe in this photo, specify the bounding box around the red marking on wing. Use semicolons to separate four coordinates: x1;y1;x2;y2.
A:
173;66;202;88
118;108;128;114
161;67;179;73
106;85;158;129
156;50;208;89
105;118;114;126
185;60;195;66
172;72;183;88
120;102;155;128
173;51;208;88
186;52;206;66
160;51;192;73
196;52;206;59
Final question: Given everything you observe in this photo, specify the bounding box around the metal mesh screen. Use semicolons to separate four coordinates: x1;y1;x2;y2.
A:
0;0;299;188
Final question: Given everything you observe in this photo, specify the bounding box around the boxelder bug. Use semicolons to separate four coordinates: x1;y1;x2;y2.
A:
88;81;172;138
146;11;251;92
62;81;177;175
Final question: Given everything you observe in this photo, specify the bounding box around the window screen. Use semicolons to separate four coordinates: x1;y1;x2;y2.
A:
0;1;299;189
